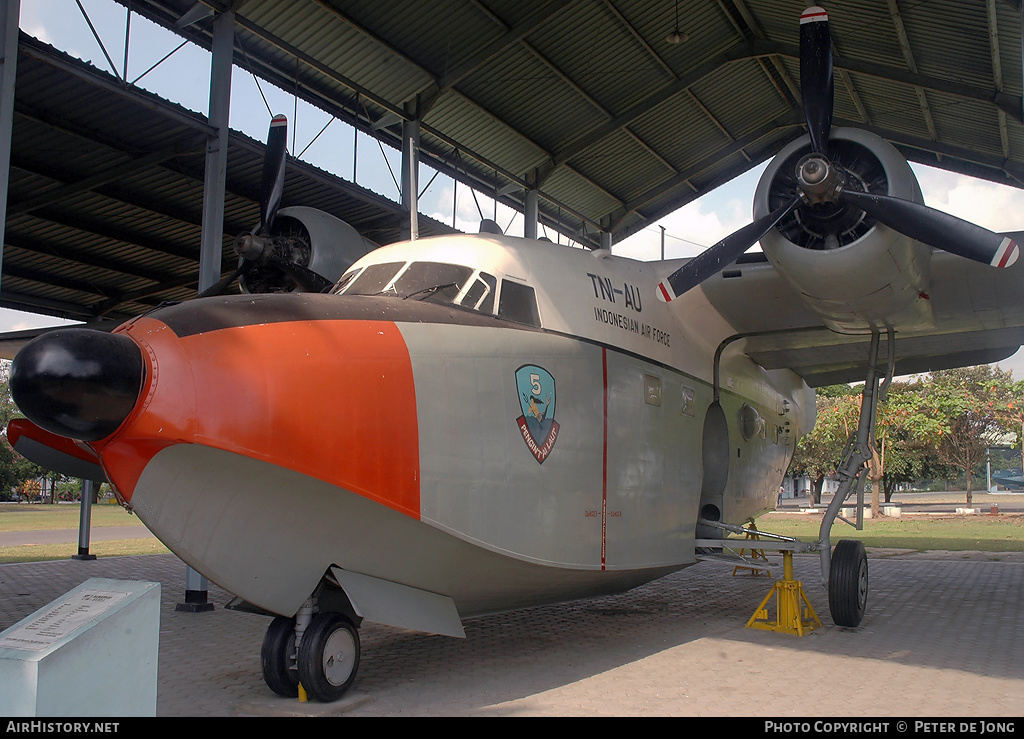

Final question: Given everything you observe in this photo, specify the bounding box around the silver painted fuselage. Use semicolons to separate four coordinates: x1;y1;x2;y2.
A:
115;234;812;627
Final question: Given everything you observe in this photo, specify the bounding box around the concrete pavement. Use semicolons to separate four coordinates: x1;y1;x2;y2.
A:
0;549;1021;717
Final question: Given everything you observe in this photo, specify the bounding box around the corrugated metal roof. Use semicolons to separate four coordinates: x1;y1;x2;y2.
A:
7;35;457;322
10;0;1024;322
113;0;1024;246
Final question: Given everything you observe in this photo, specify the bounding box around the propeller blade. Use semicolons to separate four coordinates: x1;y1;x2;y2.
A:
259;114;288;234
837;188;1020;268
657;195;801;302
196;262;252;299
800;6;833;155
267;255;334;293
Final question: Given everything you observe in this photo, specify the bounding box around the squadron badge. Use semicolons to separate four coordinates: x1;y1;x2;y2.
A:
515;364;559;464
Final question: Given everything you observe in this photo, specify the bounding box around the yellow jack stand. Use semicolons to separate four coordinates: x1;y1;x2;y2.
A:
732;524;772;577
746;551;821;636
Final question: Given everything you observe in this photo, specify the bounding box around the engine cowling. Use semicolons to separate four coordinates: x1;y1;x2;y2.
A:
753;127;934;334
238;206;378;294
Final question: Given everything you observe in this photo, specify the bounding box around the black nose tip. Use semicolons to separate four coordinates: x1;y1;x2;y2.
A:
10;329;144;442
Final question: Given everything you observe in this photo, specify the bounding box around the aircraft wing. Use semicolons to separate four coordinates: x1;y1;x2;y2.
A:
699;236;1024;387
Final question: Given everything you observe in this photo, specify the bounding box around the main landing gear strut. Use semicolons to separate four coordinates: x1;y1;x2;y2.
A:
699;328;892;632
818;327;892;626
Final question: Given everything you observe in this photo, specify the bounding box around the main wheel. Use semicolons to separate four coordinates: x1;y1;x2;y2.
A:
829;539;868;627
261;616;299;697
297;613;360;702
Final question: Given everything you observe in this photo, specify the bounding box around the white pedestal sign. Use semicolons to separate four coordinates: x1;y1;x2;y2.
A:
0;578;160;716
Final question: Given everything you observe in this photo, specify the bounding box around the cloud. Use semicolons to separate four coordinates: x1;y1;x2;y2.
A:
22;22;55;46
611;201;746;262
912;164;1024;231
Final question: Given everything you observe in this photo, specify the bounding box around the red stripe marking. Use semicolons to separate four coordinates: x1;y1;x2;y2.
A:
997;240;1018;268
601;347;608;570
801;9;828;22
658;282;673;302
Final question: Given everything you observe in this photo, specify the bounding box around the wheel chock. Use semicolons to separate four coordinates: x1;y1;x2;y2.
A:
746;551;821;636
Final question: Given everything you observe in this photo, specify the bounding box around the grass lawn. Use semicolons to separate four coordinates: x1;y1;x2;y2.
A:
0;538;170;564
0;502;166;563
1;503;1023;565
754;512;1024;552
0;502;145;531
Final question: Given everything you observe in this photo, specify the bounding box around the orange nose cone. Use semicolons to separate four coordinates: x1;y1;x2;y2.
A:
95;311;421;518
92;317;198;502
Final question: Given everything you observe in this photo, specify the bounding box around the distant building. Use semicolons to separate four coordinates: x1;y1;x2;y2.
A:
784;475;840;499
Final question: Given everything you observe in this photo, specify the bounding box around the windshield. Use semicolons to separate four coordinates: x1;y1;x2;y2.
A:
339;262;404;296
341;261;472;302
335;261;502;316
392;262;473;303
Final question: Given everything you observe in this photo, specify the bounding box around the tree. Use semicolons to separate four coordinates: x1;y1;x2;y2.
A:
871;379;944;505
985;373;1024;485
789;385;859;504
789;372;995;511
0;360;51;501
920;366;1012;507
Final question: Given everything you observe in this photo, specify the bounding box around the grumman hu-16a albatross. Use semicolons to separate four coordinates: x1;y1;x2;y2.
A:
7;7;1024;702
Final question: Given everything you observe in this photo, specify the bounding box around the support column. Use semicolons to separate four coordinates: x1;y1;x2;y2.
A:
524;188;538;240
181;8;234;614
601;230;613;251
71;479;97;561
177;566;214;613
401;116;420;241
0;0;20;289
199;10;234;292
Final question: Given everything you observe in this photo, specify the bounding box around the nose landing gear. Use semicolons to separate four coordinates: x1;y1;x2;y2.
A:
296;613;360;702
260;615;300;697
260;599;362;703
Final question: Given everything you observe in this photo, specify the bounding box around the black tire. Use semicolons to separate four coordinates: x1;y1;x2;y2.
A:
297;613;360;702
261;615;299;697
829;539;868;627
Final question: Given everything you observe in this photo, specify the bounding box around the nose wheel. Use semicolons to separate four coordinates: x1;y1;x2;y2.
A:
298;613;361;702
261;612;361;702
261;615;300;697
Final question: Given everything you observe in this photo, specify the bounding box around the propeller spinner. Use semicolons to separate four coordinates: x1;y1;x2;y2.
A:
656;5;1019;303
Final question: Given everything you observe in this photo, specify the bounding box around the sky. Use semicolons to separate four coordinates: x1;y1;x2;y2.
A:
13;0;1024;376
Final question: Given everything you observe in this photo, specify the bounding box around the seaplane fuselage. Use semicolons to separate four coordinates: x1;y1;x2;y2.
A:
61;233;811;628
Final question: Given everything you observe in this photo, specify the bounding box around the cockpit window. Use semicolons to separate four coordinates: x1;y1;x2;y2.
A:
334;260;519;321
461;272;496;314
498;279;541;327
392;262;473;304
332;268;359;294
344;262;404;296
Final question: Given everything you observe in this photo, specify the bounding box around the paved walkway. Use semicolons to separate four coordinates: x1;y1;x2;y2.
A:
0;525;152;547
0;549;1021;717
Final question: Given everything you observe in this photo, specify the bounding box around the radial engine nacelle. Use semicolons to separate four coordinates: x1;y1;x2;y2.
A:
753;127;933;335
234;205;378;294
